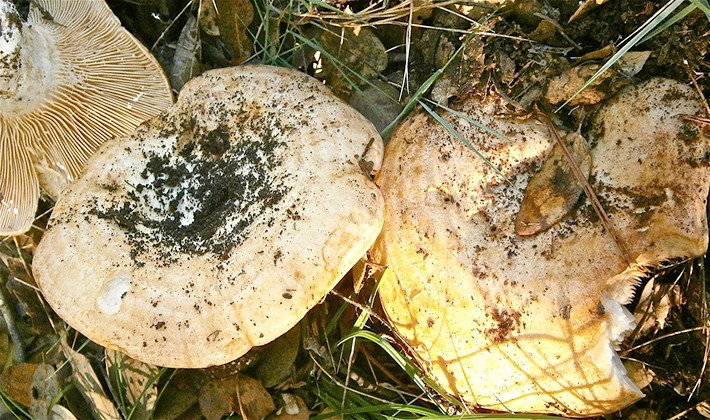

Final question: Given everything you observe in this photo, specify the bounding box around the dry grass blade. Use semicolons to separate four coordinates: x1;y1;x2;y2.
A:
537;112;633;265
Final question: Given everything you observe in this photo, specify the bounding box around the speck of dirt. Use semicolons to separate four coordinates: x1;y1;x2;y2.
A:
486;308;522;343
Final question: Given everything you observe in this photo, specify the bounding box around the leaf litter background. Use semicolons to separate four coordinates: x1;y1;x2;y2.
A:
1;0;709;418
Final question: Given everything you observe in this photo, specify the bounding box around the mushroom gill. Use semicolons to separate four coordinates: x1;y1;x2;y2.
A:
0;0;172;235
370;78;710;417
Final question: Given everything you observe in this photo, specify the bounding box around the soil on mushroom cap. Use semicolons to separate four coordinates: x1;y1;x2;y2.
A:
90;116;291;266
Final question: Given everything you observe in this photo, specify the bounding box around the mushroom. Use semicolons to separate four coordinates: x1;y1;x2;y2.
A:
370;78;709;416
0;0;172;235
32;65;385;368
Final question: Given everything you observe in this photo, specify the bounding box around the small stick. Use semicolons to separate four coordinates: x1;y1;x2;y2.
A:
537;112;633;266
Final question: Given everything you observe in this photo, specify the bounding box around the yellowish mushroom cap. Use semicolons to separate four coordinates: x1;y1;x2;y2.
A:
371;78;709;417
0;0;172;235
33;65;385;368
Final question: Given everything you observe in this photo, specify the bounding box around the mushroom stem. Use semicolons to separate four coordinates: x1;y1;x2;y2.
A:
0;0;22;98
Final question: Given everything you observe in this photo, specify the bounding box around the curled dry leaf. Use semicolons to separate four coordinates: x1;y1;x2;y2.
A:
211;0;255;65
50;405;80;420
151;370;204;419
0;362;40;407
29;363;61;419
171;14;202;92
515;131;591;235
431;38;487;105
348;80;404;133
255;324;301;388
0;362;60;415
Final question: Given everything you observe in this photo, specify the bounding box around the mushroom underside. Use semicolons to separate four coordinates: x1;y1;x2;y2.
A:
0;0;172;235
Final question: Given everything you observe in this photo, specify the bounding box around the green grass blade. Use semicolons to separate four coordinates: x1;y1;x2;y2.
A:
556;0;686;111
337;330;462;408
423;99;514;144
418;100;515;188
639;4;697;44
691;0;710;17
381;30;481;139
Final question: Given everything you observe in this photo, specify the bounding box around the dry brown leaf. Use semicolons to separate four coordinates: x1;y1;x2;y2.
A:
569;0;611;23
318;26;387;91
60;336;121;420
199;0;221;36
152;370;204;419
0;362;39;407
5;268;53;336
431;37;486;105
348;80;404;133
50;405;79;420
516;131;591;236
0;332;9;367
199;374;275;419
212;0;254;65
105;349;159;418
29;363;61;419
171;14;202;91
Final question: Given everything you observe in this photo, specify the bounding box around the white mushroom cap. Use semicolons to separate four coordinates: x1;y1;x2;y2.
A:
33;65;385;368
0;0;172;235
371;78;709;416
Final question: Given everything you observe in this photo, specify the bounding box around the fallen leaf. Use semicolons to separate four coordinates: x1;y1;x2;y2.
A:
430;37;486;105
212;0;254;64
171;14;202;91
0;362;38;407
61;336;121;420
348;80;404;133
318;26;388;92
50;405;79;420
29;363;61;419
199;374;275;419
152;370;204;419
105;349;160;418
569;0;611;23
0;332;9;367
516;131;591;236
198;0;221;36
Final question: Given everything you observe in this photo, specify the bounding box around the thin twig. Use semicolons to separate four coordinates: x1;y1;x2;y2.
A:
537;112;633;265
